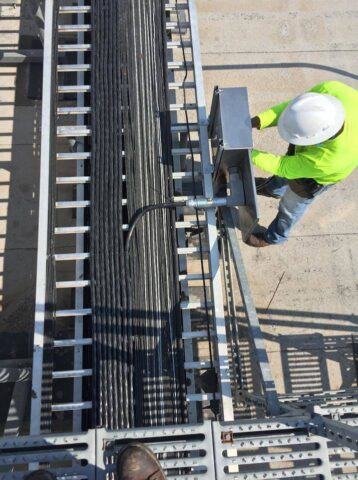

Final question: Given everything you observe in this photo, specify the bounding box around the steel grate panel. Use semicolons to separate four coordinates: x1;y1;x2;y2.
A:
212;421;333;479
0;430;96;479
97;422;215;480
1;420;358;478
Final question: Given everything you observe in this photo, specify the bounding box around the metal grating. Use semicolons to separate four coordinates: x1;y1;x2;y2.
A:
213;420;333;479
3;419;358;478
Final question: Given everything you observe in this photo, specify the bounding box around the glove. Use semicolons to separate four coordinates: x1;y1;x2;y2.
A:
251;116;261;129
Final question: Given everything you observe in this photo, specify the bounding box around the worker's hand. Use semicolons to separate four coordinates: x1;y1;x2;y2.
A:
251;116;261;129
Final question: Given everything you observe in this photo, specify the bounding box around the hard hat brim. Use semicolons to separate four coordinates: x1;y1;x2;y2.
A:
277;94;345;146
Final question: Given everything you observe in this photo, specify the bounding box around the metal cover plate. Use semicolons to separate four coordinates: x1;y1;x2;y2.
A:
96;422;216;479
212;420;333;479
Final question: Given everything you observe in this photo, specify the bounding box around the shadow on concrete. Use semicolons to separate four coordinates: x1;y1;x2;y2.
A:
236;306;358;394
202;62;358;81
0;0;43;434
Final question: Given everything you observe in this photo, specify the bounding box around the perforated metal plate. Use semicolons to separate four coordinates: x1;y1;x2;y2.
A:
0;430;96;479
96;422;215;480
212;420;332;479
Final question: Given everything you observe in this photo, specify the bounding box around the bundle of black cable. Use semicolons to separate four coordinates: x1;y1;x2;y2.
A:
91;0;186;429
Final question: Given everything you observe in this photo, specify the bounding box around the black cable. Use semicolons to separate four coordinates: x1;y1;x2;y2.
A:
174;0;218;410
125;202;186;311
91;0;189;429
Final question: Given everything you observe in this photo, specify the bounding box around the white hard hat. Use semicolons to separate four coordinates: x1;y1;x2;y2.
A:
277;92;345;146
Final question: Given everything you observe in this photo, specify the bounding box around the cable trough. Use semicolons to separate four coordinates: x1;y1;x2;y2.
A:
90;0;186;430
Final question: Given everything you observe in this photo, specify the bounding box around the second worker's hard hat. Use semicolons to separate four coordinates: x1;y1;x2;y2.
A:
277;92;345;146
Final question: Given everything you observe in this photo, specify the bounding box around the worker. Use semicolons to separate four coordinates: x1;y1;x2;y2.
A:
247;80;358;247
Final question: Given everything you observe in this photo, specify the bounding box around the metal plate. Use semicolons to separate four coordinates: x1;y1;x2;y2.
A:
0;430;96;479
96;422;216;480
212;420;333;479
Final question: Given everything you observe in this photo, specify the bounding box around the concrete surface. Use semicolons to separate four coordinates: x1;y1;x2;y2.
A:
197;0;358;394
0;2;41;354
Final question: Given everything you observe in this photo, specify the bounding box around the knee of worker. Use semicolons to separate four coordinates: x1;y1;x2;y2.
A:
278;189;312;223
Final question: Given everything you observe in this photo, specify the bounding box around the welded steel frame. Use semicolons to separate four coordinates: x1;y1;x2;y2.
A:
166;56;198;422
30;0;55;436
188;0;234;422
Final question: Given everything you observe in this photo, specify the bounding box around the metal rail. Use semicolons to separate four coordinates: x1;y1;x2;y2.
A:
30;0;55;436
167;0;234;421
188;0;234;421
31;0;93;434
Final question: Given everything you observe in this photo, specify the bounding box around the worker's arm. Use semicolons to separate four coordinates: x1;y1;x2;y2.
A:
255;100;290;129
252;149;316;179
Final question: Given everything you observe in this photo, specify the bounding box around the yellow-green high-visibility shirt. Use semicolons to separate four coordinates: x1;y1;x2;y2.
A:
252;81;358;185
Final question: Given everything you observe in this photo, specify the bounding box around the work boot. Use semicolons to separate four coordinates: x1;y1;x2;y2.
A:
25;471;56;480
116;443;166;480
246;232;271;248
255;177;280;199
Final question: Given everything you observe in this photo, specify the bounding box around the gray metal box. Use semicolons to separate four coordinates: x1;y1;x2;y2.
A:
208;87;259;240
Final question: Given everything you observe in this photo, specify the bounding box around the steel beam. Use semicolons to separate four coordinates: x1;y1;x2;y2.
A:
0;50;43;64
30;0;55;436
222;207;280;416
189;0;234;422
310;412;358;452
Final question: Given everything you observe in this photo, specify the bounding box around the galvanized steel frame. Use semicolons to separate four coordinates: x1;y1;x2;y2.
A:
30;0;55;436
188;0;234;422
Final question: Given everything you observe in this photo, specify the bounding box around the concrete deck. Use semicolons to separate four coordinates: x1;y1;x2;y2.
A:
197;0;358;394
